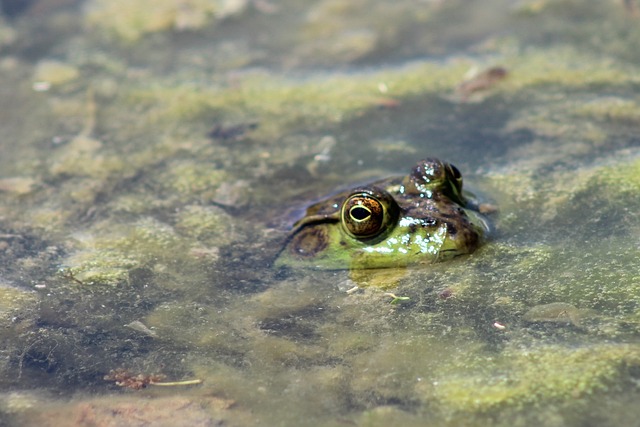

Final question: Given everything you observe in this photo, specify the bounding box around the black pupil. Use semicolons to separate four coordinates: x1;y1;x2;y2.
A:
351;206;371;221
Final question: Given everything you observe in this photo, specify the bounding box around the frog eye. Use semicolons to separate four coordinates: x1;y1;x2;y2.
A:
341;193;386;239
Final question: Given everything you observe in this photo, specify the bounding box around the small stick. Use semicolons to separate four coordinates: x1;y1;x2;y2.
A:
150;379;203;387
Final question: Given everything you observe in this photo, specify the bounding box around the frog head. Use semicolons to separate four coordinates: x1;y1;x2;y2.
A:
276;159;489;269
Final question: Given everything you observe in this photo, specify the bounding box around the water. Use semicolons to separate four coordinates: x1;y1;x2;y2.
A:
0;0;639;426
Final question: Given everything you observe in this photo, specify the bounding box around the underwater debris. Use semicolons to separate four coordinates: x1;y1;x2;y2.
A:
124;320;158;338
0;177;37;195
58;267;84;285
438;288;455;300
522;302;594;327
456;65;508;101
104;368;202;390
623;0;640;17
207;122;259;142
384;292;410;305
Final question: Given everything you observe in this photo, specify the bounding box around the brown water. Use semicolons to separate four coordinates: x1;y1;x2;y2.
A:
0;0;639;426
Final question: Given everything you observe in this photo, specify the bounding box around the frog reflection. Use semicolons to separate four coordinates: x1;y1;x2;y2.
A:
276;158;491;269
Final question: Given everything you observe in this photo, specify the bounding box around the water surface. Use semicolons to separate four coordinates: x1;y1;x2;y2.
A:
0;0;639;426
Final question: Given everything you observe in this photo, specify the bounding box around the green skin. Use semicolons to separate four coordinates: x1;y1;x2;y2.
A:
276;158;491;270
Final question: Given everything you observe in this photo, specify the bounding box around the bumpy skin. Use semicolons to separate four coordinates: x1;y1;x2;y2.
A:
276;158;490;269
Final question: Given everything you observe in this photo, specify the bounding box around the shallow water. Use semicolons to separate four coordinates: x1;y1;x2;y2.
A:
1;0;640;426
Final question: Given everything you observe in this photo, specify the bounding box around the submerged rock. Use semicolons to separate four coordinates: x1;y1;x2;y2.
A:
16;395;238;427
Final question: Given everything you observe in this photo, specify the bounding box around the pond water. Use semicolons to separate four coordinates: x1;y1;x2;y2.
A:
0;0;639;426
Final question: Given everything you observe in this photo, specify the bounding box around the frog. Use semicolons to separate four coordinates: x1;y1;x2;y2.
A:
276;158;491;269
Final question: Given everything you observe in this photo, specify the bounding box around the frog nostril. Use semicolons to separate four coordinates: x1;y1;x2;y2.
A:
424;218;438;227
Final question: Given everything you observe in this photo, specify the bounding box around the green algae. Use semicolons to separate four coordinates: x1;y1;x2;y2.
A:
155;158;226;199
4;44;639;424
32;60;79;87
356;406;431;427
298;0;432;64
84;0;248;42
501;48;640;90
2;1;640;426
431;343;640;413
596;157;640;195
62;217;198;285
483;150;640;240
573;97;640;125
124;63;468;139
174;205;237;245
0;285;37;314
112;45;640;149
49;136;128;180
0;16;15;47
421;238;639;319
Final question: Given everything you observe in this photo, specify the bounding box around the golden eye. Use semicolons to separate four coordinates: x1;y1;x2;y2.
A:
341;193;385;239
